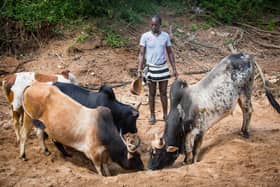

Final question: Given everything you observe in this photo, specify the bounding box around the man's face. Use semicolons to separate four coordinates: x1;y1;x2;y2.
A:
151;18;160;34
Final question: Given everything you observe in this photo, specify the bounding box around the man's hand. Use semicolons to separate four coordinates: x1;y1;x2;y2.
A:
137;70;142;79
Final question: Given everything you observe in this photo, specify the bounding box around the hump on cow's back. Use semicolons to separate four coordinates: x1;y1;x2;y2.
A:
24;82;52;103
96;106;114;126
96;106;111;113
170;79;187;107
227;53;252;69
227;53;253;61
99;85;116;100
34;73;57;82
227;53;245;62
170;79;187;91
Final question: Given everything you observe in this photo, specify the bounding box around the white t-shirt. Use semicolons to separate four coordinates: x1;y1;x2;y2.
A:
139;31;171;66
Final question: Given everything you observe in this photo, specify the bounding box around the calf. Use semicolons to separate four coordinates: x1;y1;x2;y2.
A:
2;70;77;144
148;53;280;170
21;82;144;176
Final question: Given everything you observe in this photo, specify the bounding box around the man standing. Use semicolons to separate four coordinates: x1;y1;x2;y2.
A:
138;15;178;125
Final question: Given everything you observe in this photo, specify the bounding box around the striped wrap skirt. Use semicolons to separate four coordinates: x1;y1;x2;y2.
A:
144;63;171;83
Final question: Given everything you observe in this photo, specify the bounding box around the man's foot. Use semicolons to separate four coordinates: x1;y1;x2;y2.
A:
149;115;156;125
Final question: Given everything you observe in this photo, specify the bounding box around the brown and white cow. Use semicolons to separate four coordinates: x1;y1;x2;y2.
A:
1;70;77;144
148;53;280;170
20;82;144;176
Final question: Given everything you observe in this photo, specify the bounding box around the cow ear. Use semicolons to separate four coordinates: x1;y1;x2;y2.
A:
166;146;179;152
127;152;134;160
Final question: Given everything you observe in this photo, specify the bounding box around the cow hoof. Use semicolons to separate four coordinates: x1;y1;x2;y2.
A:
44;150;51;156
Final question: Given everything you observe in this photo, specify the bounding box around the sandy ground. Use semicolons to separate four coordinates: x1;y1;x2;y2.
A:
0;14;280;186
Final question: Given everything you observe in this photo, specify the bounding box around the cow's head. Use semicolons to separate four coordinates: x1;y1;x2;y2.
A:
112;102;139;134
121;132;144;170
148;133;179;170
148;79;195;170
99;85;139;134
123;102;140;134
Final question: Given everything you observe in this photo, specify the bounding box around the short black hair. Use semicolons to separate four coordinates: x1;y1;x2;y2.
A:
152;15;162;25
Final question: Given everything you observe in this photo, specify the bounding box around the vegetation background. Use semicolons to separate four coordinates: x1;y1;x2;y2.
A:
0;0;279;55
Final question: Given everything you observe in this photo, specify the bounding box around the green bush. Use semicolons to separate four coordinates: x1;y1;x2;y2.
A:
103;29;128;48
200;0;280;24
0;0;120;31
75;33;89;43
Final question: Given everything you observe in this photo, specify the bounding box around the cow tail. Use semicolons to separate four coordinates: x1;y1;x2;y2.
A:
1;77;9;99
254;61;280;113
265;89;280;113
21;86;46;129
0;77;3;87
1;78;7;97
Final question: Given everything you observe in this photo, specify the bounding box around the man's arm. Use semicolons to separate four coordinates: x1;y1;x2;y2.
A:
166;46;178;79
138;46;145;78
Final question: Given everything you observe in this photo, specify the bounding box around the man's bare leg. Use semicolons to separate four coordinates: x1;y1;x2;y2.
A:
148;81;156;124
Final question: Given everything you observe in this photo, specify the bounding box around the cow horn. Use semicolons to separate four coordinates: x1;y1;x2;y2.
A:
131;102;141;117
135;101;142;111
166;146;179;152
151;136;165;149
120;129;127;144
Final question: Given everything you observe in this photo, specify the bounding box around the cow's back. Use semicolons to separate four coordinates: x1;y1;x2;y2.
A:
54;82;98;108
54;82;139;134
4;72;75;112
187;53;254;128
23;83;98;150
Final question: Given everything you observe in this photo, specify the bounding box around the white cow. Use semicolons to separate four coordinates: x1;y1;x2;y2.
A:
148;53;280;170
2;70;77;144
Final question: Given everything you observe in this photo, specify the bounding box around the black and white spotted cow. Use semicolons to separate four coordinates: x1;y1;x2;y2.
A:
148;53;280;170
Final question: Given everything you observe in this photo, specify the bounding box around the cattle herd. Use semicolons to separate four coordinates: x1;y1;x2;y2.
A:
1;53;280;176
